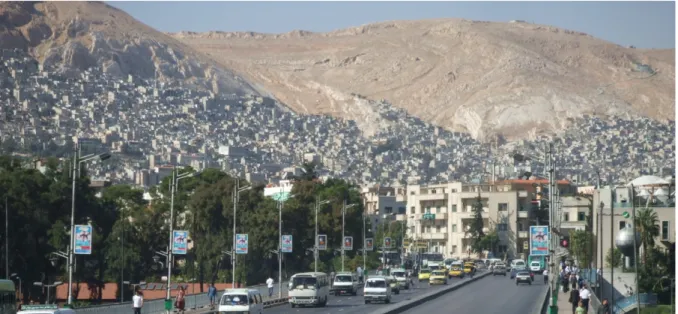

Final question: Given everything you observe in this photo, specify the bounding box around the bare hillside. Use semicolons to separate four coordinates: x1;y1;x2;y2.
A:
0;1;258;95
173;19;675;140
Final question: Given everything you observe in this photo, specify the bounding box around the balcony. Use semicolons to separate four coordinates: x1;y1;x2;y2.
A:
417;193;448;201
420;233;448;240
518;231;528;238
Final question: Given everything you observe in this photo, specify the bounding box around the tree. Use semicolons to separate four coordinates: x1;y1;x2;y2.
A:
570;230;593;268
605;247;623;268
478;229;499;258
466;191;486;254
635;207;660;265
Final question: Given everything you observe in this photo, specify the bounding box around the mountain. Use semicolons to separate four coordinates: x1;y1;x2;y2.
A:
172;19;675;141
0;1;259;95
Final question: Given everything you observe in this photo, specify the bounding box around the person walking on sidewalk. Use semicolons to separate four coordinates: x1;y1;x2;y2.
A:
208;283;217;309
175;286;186;314
542;269;549;285
132;289;143;314
266;277;274;298
568;287;580;314
575;301;586;314
579;284;591;312
597;298;611;314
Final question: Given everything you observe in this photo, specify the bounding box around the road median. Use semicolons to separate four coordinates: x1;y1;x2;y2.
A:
370;271;491;314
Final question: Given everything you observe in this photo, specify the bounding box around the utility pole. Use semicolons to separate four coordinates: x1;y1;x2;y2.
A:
166;169;176;302
630;185;640;314
362;203;366;271
610;190;615;311
278;199;282;298
342;199;346;272
598;200;604;301
5;196;8;279
232;179;238;287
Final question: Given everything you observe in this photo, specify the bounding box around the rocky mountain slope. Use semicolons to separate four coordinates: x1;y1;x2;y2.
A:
172;19;675;140
0;1;259;95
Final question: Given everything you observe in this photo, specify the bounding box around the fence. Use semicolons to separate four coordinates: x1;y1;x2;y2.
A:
578;268;658;314
74;281;289;314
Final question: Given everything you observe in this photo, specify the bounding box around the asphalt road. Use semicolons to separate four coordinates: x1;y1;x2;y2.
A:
266;276;476;314
400;273;548;314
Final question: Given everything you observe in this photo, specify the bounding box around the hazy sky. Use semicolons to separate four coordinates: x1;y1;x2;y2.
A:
110;1;675;49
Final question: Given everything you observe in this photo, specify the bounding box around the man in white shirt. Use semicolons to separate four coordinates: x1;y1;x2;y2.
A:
132;290;143;314
542;269;549;284
356;266;363;283
579;284;591;312
266;277;274;298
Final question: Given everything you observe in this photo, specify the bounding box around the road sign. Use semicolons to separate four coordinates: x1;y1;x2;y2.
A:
365;238;374;251
384;237;392;249
281;235;293;253
74;225;93;255
236;234;248;254
344;236;353;250
272;192;292;202
172;230;189;255
317;235;327;250
523;242;529;250
423;213;435;220
622;211;630;219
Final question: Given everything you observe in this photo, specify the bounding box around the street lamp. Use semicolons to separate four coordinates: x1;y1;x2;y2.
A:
10;273;21;302
166;168;200;303
123;281;146;303
34;281;63;304
273;193;294;298
341;201;358;271
232;181;251;287
68;145;110;305
314;199;332;272
154;247;169;270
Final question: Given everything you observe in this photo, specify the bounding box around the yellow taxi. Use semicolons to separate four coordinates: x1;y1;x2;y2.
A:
463;262;475;274
418;268;431;281
448;264;465;278
429;270;448;285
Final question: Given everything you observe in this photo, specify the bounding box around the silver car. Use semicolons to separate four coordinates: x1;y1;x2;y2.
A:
515;271;532;285
492;264;506;276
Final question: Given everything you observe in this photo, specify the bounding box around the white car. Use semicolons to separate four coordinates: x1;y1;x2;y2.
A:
391;269;410;289
218;289;263;314
332;272;359;296
530;261;542;272
364;276;392;304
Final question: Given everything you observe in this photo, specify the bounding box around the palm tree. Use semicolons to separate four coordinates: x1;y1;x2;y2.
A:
635;207;660;264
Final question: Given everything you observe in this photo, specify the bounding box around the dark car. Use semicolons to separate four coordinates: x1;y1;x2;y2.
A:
515;271;532;285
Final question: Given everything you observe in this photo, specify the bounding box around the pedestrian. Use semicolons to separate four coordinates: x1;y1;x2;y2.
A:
568;286;580;314
543;269;549;285
208;283;217;308
563;273;570;293
175;286;186;314
132;289;143;314
575;301;586;314
579;284;591;312
597;298;611;314
266;276;274;298
357;266;363;283
571;273;577;290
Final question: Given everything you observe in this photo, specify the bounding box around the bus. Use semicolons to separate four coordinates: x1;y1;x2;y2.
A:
0;280;16;314
421;253;444;267
528;255;546;271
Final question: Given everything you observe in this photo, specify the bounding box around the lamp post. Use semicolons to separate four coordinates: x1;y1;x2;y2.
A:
123;281;146;303
314;199;331;272
274;192;294;298
341;201;358;271
34;281;63;304
68;146;111;305
232;180;251;287
166;168;200;304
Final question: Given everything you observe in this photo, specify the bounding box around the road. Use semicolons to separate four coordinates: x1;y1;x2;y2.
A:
266;276;476;314
400;273;548;314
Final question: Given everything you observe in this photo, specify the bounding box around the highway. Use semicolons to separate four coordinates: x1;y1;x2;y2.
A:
400;273;548;314
266;276;476;314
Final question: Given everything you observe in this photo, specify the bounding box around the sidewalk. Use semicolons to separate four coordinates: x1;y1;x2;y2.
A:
557;285;574;314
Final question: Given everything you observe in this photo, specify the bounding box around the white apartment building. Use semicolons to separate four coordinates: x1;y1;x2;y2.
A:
361;185;407;230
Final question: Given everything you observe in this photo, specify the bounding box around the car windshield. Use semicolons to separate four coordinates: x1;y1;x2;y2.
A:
392;272;405;277
451;265;462;270
531;262;540;265
366;280;386;288
221;295;248;305
335;275;352;282
517;272;530;276
432;271;445;276
420;269;430;274
292;277;317;289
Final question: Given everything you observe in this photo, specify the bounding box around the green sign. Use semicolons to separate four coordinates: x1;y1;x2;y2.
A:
22;305;58;310
423;213;435;220
622;211;630;219
272;192;291;202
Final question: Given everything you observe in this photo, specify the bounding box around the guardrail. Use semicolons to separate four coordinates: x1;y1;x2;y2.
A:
370;270;491;314
532;285;549;314
613;293;658;314
74;281;289;314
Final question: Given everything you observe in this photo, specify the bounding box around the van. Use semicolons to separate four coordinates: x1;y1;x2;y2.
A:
364;276;392;304
510;259;526;269
530;261;542;272
288;272;330;308
218;289;263;314
18;305;75;314
332;272;359;296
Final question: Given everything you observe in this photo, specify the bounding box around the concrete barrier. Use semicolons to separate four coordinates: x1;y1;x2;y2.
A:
532;286;550;314
370;271;491;314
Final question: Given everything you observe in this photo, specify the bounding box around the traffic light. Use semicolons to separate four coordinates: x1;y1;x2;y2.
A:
560;236;570;248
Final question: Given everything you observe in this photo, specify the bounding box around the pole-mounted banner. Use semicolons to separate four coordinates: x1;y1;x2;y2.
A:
529;226;549;256
344;236;353;251
172;230;188;255
236;234;248;254
317;235;327;250
365;238;374;251
281;235;293;253
74;225;93;255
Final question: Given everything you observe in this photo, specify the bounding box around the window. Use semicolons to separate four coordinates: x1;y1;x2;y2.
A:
498;223;508;231
452;245;457;254
564;213;569;222
410;206;415;214
385;207;393;214
452;189;457;192
436;226;441;233
498;203;508;211
426;207;431;213
577;212;586;221
452;224;457;232
662;221;670;241
452;205;457;212
619;221;626;230
432;189;437;194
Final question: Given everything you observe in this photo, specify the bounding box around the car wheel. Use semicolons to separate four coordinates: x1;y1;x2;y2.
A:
529;282;532;285
291;304;296;308
365;300;369;304
386;298;390;304
515;282;518;286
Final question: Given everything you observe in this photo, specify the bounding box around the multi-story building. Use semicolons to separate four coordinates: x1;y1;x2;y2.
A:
559;196;593;234
361;185;407;230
